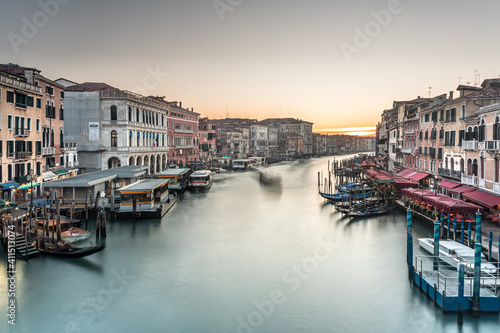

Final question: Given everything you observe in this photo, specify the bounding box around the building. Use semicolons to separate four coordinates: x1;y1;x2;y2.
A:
167;102;200;167
198;117;217;164
261;118;314;156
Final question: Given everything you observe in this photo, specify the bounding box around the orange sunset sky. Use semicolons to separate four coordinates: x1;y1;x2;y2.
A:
1;1;499;134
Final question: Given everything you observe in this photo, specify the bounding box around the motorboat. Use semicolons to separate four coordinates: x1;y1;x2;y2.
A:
188;170;213;192
418;238;497;274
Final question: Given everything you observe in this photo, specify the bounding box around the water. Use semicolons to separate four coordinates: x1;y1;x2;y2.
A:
1;155;499;333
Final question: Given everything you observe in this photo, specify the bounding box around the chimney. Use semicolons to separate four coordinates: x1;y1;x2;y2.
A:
179;102;182;108
449;91;453;100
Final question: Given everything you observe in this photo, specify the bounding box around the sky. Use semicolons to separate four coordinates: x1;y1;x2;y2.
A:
1;0;500;136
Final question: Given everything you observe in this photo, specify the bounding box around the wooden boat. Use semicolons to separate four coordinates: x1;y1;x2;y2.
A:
188;170;213;192
319;191;371;202
38;242;105;258
116;179;177;218
37;219;90;243
344;204;394;217
418;238;497;274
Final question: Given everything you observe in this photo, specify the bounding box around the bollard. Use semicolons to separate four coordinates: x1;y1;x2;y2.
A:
408;233;413;281
440;212;445;238
461;220;464;245
468;223;472;248
476;210;482;245
472;241;481;318
457;264;464;325
433;221;440;271
447;214;451;239
407;208;412;235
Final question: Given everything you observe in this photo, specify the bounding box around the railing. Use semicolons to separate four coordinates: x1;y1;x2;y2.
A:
461;174;478;186
462;140;478;150
15;151;31;160
0;74;42;94
485;140;500;150
15;103;27;110
401;148;414;154
14;128;28;137
174;128;194;134
64;142;77;150
42;147;56;155
479;179;486;188
494;182;500;193
438;168;462;180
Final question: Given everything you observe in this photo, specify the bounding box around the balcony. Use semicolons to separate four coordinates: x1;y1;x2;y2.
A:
174;128;194;134
438;168;462;181
479;179;486;188
461;174;478;186
15;151;31;161
401;147;414;154
175;145;195;149
462;140;478;150
15;103;27;110
14;128;29;137
42;147;56;155
494;182;500;193
485;140;500;151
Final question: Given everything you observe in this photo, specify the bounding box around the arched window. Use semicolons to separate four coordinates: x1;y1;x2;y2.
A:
444;157;448;169
472;159;478;177
128;107;132;121
494;116;500;141
495;158;499;183
136;108;140;122
450;158;454;171
111;130;118;147
460;158;464;173
479;119;485;142
110;105;117;121
467;158;472;175
473;126;479;141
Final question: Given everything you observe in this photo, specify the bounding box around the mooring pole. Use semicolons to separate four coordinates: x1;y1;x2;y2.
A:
457;264;464;325
476;210;482;245
433;221;440;271
468;223;472;248
488;231;492;262
447;214;450;240
472;241;481;318
453;216;457;241
460;220;464;245
440;212;444;239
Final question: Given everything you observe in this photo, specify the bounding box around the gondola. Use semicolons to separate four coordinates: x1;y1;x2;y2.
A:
344;205;394;217
38;242;105;258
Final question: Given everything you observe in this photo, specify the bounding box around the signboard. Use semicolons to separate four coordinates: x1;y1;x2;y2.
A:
89;122;100;141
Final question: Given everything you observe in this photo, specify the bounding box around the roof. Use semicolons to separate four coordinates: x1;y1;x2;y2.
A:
64;82;121;92
117;179;169;193
42;166;148;188
190;170;211;177
156;168;191;177
462;189;500;210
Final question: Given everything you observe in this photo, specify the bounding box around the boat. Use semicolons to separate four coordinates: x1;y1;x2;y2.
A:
116;179;177;218
155;168;192;193
249;156;266;166
336;182;370;192
319;191;371;202
233;159;254;170
38;242;105;258
259;169;282;186
188;170;213;192
36;219;90;243
343;204;394;217
418;238;497;274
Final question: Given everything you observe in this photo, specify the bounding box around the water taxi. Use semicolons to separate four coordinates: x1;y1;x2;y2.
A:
418;238;497;274
116;179;177;218
249;156;266;166
233;159;254;170
155;168;192;193
188;170;213;192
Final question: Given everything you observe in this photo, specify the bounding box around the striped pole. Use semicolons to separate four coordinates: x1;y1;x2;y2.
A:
407;208;412;235
457;264;465;325
408;233;413;281
476;210;482;246
489;231;493;262
433;221;440;271
498;235;500;272
468;223;472;248
446;214;451;239
440;212;445;238
453;216;457;241
472;241;481;317
460;220;464;245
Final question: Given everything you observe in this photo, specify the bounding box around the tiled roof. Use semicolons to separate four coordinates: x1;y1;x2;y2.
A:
64;82;120;92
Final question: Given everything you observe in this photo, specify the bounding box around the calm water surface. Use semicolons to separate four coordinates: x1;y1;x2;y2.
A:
1;155;499;333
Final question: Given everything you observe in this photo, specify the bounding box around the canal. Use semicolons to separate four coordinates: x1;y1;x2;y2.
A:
1;155;499;332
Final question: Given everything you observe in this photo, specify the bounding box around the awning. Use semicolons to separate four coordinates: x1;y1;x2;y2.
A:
17;182;40;190
0;182;20;190
448;186;477;195
407;171;430;182
439;179;461;190
42;171;58;181
397;169;413;177
53;169;69;175
462;190;500;210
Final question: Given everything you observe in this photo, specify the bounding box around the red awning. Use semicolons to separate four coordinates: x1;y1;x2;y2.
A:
366;169;380;178
448;186;476;195
407;171;430;182
439;179;460;190
397;169;413;177
462;190;500;210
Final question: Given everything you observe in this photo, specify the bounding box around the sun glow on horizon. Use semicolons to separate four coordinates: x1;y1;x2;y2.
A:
314;126;376;137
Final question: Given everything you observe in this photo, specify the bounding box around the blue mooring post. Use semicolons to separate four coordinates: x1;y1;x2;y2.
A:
447;214;450;239
440;212;444;238
472;241;481;318
453;216;457;241
457;264;464;325
476;210;482;245
498;235;500;271
488;231;493;262
433;221;440;271
407;208;413;281
461;220;464;245
468;223;472;248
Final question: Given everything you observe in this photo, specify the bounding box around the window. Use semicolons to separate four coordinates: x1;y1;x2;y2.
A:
458;129;464;146
60;91;64;99
6;141;14;158
128;107;132;121
136;109;140;122
27;118;31;131
36;162;41;176
36;141;42;155
7;115;13;129
494;117;500;141
45;86;54;95
36;119;40;132
60;129;64;147
6;91;14;103
110;105;117;121
480;157;485;179
111;130;118;147
431;111;437;122
461;105;465;119
424;114;429;122
27;141;32;152
439;126;444;140
27;96;34;107
479;119;486;142
36;98;41;109
451;108;456;122
59;106;64;120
